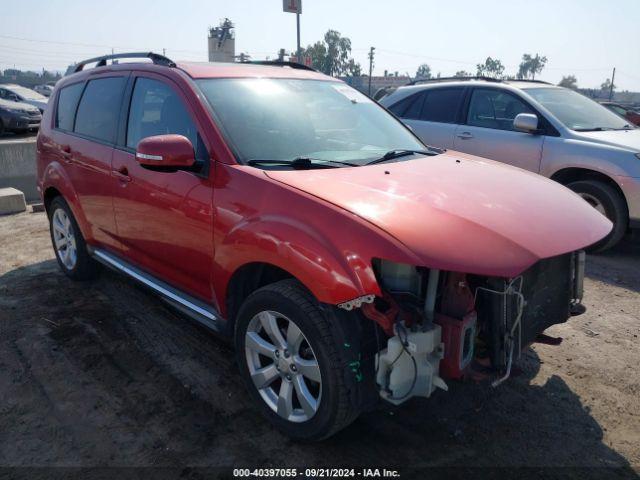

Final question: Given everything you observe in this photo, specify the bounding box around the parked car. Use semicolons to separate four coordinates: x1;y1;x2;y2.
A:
0;98;42;134
600;101;640;126
34;84;55;98
37;53;610;440
0;83;49;112
380;78;640;251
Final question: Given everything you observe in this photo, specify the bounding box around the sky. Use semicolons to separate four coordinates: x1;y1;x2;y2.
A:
1;0;639;91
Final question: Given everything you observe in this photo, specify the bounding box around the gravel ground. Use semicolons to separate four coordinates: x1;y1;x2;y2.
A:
0;210;638;478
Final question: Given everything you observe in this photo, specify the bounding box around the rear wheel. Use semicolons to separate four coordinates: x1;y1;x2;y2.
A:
48;196;99;280
567;179;628;252
234;279;361;440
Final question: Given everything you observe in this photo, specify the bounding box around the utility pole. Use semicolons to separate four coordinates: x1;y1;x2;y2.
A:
368;47;375;96
283;1;302;62
296;10;301;63
163;48;166;56
609;67;616;101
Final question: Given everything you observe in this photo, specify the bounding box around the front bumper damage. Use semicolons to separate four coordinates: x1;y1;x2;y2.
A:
365;251;586;405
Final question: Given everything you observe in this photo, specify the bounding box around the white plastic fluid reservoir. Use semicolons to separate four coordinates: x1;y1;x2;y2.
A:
376;324;448;405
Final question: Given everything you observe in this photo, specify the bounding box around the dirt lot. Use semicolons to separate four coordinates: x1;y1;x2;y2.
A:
1;210;639;478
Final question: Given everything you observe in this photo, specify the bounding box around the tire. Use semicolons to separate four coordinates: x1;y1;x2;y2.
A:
567;179;628;252
234;279;363;441
48;196;99;280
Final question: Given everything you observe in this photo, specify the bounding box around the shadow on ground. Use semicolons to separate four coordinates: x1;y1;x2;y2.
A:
587;234;640;293
0;260;637;478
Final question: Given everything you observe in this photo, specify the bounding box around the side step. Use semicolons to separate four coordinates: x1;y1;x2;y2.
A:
91;248;222;332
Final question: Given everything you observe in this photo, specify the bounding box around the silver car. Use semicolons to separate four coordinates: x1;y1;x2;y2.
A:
380;78;640;251
0;84;49;113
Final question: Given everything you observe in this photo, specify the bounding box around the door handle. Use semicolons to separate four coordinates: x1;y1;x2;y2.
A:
113;166;131;183
456;132;474;139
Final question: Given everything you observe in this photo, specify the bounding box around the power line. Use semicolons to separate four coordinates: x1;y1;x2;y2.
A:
0;34;208;56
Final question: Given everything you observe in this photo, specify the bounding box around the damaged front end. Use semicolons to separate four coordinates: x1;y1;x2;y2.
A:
359;252;586;405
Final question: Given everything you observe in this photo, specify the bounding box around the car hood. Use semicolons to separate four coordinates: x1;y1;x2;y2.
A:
265;152;612;277
0;98;40;113
574;128;640;151
21;99;48;111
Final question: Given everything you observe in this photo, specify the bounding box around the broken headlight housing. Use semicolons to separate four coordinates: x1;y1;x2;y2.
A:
372;259;423;298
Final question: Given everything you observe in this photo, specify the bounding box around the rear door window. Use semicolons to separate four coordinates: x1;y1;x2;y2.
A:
419;88;464;123
126;77;198;149
74;76;127;143
55;82;84;131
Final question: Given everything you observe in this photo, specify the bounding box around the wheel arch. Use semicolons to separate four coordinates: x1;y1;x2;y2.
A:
551;167;629;220
224;262;298;332
40;162;92;241
43;185;62;213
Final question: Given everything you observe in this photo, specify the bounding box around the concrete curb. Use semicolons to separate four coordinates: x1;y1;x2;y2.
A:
0;136;38;202
0;187;27;215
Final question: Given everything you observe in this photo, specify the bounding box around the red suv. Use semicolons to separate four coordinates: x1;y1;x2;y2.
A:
37;52;611;440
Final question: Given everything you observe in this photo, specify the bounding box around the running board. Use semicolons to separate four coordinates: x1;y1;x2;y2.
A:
91;248;222;332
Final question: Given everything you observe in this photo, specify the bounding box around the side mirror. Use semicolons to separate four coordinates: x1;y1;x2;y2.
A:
135;134;195;169
513;113;539;134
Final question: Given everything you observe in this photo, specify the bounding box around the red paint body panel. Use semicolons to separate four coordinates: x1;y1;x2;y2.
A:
111;147;215;303
210;164;426;314
136;134;195;168
265;153;612;277
36;61;612;325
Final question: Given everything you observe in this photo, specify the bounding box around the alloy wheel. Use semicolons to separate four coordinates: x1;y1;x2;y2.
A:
245;310;322;423
579;192;607;216
52;208;77;270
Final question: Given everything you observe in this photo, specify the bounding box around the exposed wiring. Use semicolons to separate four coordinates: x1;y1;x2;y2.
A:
473;276;526;387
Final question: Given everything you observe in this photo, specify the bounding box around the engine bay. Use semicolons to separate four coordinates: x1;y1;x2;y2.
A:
364;251;586;404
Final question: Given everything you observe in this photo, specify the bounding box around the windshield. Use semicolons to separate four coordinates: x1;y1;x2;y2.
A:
8;86;47;101
197;78;425;165
523;87;631;131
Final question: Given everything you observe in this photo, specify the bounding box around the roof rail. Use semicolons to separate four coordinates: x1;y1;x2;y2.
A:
241;60;316;72
503;78;552;85
71;52;176;73
407;76;502;86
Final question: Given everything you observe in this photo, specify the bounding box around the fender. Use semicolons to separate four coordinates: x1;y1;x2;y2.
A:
41;161;93;242
541;137;640;180
213;214;381;311
211;164;424;316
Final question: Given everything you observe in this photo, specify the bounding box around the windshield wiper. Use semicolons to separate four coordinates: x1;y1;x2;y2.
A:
247;157;359;169
574;127;615;132
364;148;440;166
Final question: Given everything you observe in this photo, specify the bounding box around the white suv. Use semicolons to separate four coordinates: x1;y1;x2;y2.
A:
380;78;640;251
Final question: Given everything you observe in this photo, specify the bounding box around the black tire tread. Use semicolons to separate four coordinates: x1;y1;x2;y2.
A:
235;279;361;440
567;179;628;252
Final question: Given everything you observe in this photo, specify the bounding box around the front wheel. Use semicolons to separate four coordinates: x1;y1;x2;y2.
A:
234;279;361;440
567;179;628;252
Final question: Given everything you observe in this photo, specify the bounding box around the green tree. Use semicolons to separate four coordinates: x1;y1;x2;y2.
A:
415;63;432;80
454;70;472;77
298;30;361;76
558;75;578;89
517;53;548;80
476;57;505;78
601;78;616;92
